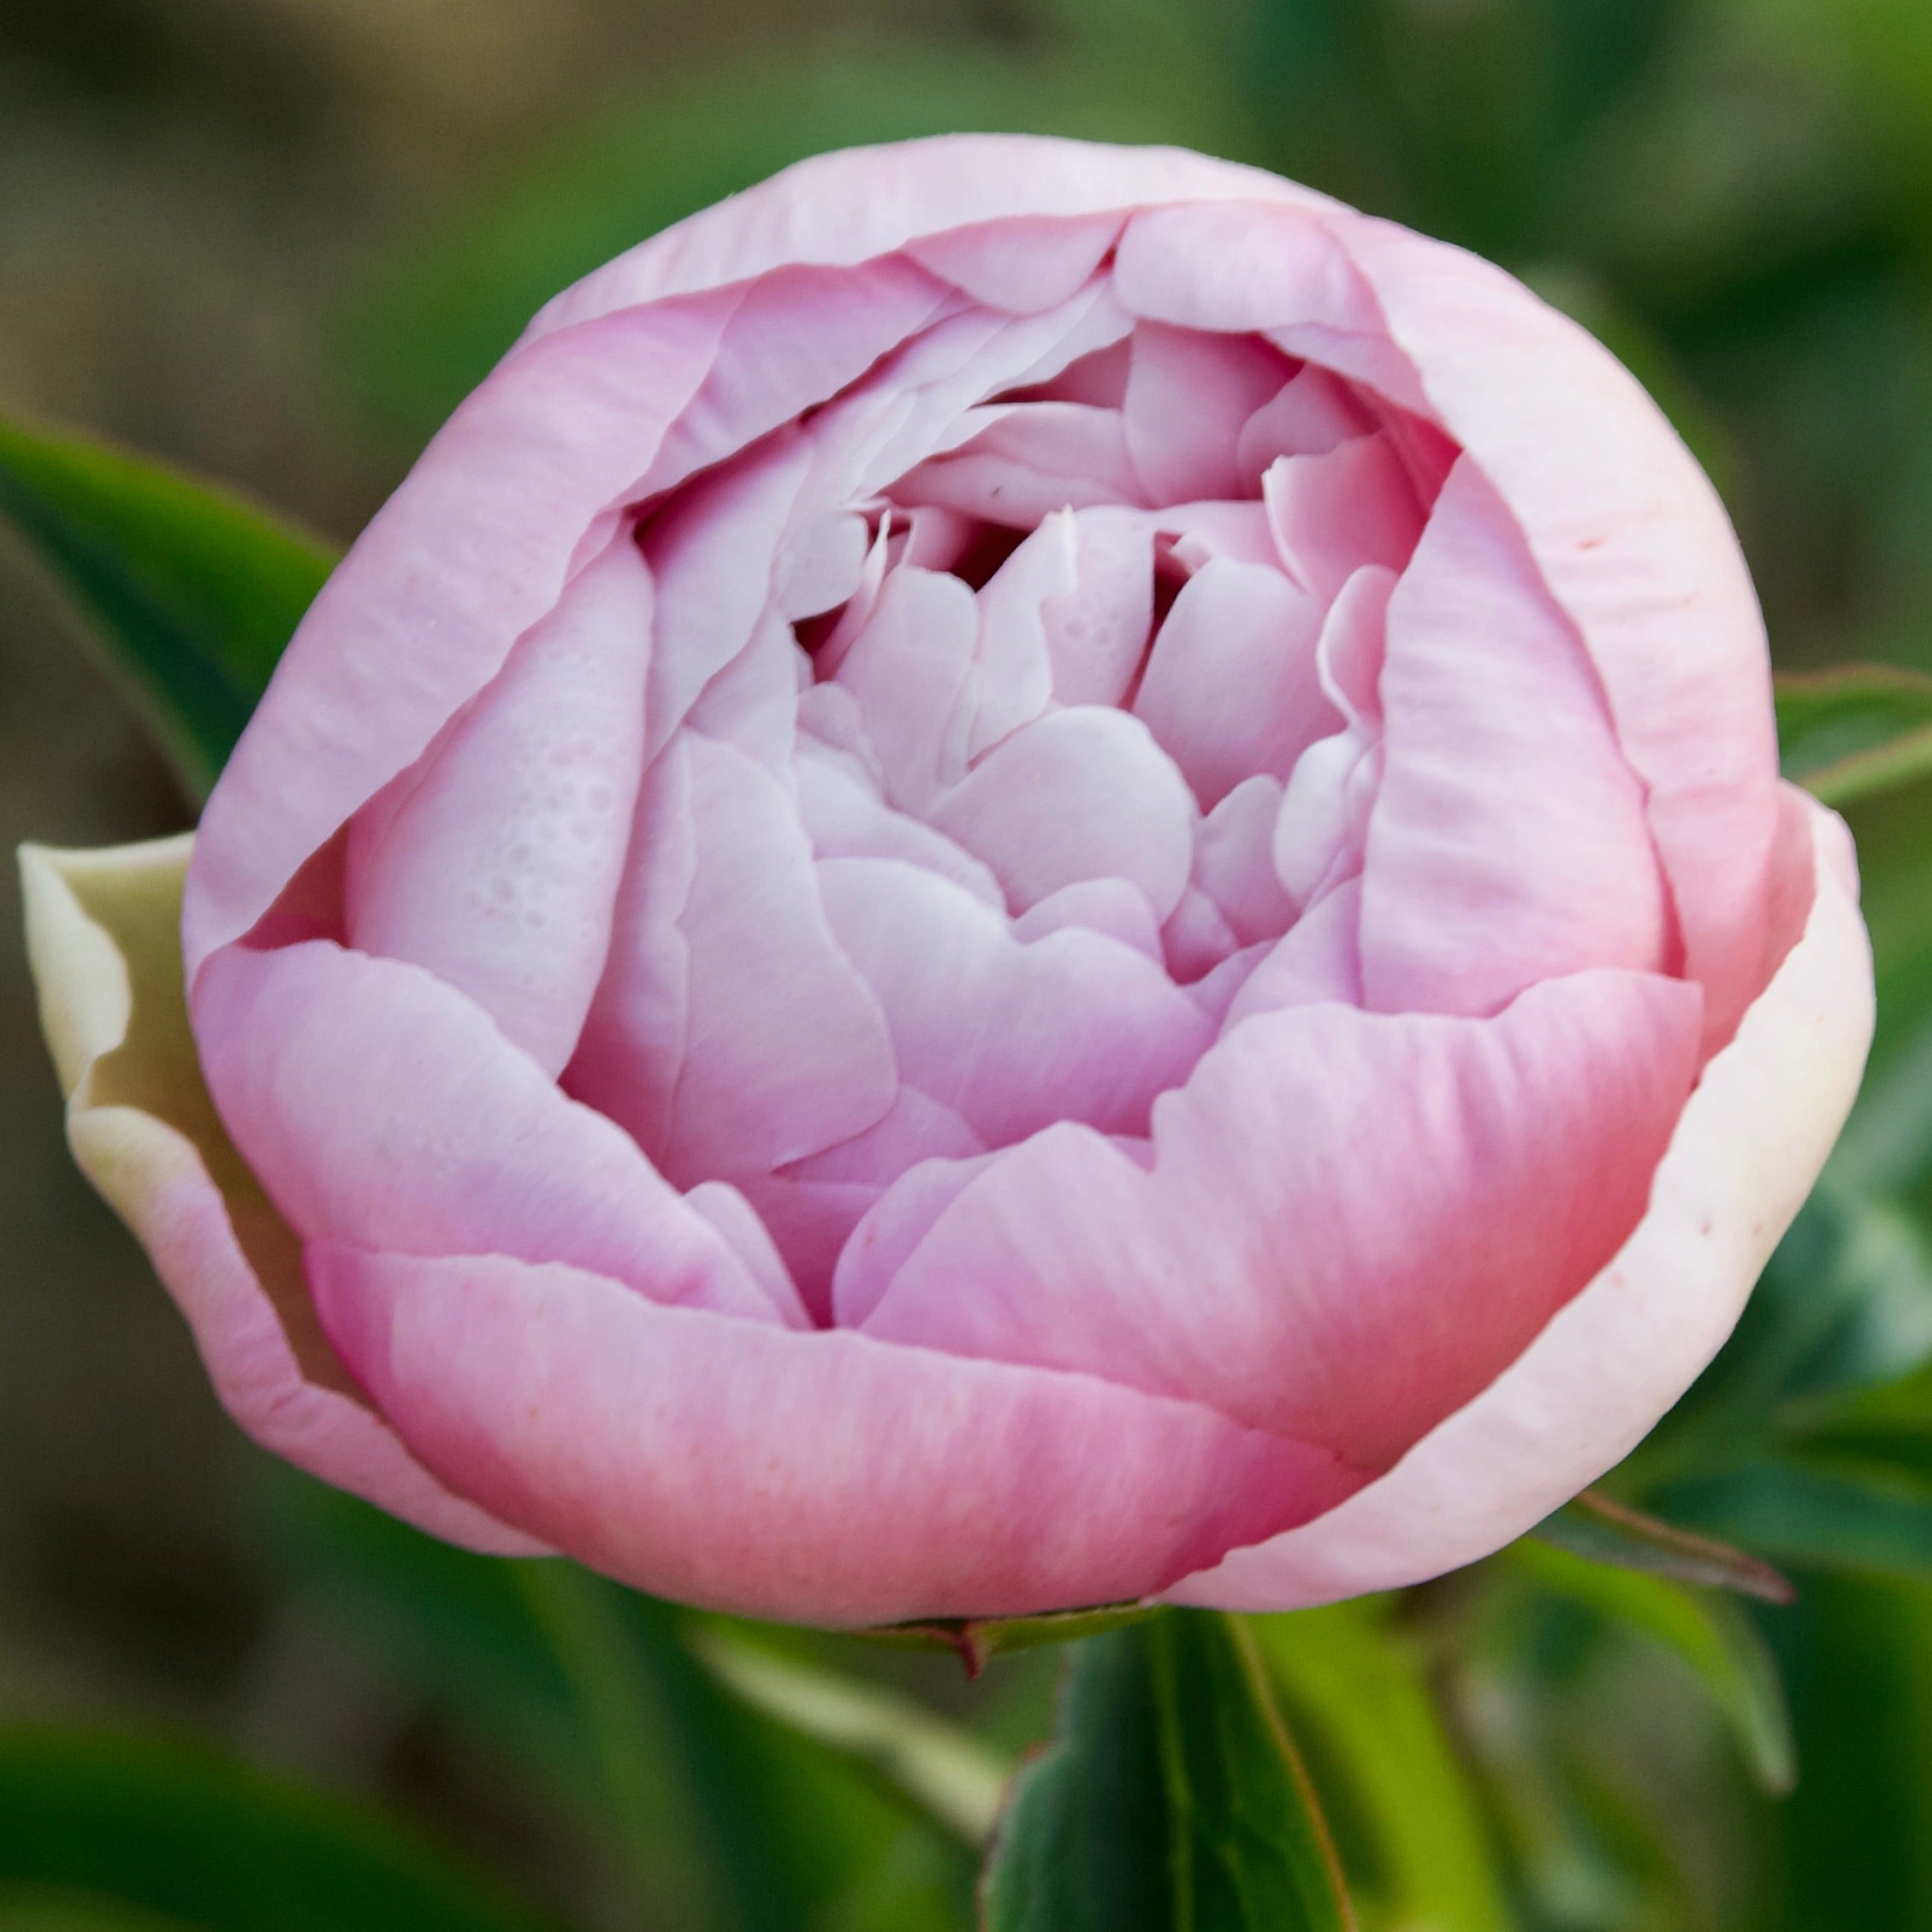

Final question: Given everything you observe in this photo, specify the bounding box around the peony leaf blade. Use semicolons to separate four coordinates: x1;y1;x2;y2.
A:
1775;665;1932;809
982;1610;1355;1932
0;410;335;797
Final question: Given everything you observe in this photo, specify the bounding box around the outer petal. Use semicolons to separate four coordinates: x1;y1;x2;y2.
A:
308;1242;1366;1625
1166;790;1873;1608
524;135;1335;337
861;968;1703;1469
18;837;538;1554
192;938;787;1326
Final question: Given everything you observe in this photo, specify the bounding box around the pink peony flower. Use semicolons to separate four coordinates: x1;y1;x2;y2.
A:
25;137;1874;1625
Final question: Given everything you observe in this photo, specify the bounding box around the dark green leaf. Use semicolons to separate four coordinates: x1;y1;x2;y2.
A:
1657;1453;1932;1582
0;412;335;796
1506;1540;1795;1794
1775;665;1932;805
983;1611;1354;1932
0;1730;557;1932
1533;1488;1793;1602
1247;1602;1509;1932
859;1602;1159;1674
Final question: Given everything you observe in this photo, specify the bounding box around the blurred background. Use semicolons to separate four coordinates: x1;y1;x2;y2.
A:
8;3;1932;1929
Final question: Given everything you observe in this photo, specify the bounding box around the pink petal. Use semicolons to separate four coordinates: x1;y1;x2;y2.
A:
310;1241;1363;1623
893;404;1146;525
1195;776;1294;944
1169;791;1870;1609
796;745;1003;906
1359;459;1669;1016
1225;877;1365;1027
642;434;810;762
1122;323;1292;504
646;734;898;1181
833;566;981;811
787;1086;987;1188
530;139;1330;336
862;968;1704;1470
344;533;651;1077
1013;877;1164;960
904;213;1125;311
1335;211;1782;1049
1133;559;1332;809
562;741;696;1167
1263;436;1425;604
1236;365;1377;475
816;856;1212;1146
1041;507;1156;708
931;707;1197;920
683;1180;811;1327
193;939;779;1324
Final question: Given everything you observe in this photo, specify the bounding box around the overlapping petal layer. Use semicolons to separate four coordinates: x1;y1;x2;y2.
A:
56;133;1858;1621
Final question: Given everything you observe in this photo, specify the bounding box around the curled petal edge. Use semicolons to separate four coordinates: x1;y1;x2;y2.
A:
1164;785;1874;1609
17;835;544;1556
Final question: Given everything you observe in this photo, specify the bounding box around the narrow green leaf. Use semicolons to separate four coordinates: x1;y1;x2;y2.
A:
1246;1601;1511;1932
1775;665;1932;805
982;1612;1354;1932
1658;1453;1932;1583
686;1626;1010;1848
0;411;335;795
0;1730;557;1932
1533;1488;1794;1602
859;1601;1159;1674
1507;1541;1796;1794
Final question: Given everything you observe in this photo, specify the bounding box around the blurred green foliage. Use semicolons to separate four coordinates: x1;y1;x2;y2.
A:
14;0;1932;1927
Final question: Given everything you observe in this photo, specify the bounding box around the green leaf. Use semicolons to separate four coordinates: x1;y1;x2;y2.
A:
859;1602;1160;1674
1657;1453;1932;1584
0;411;335;796
1533;1488;1793;1602
983;1611;1355;1932
686;1626;1010;1848
1775;665;1932;806
0;1730;558;1932
1246;1601;1510;1932
1506;1541;1796;1794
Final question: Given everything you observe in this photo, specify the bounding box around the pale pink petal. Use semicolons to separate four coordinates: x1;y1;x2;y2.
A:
1273;731;1378;910
682;607;808;776
638;258;953;495
311;1241;1364;1623
969;512;1078;754
643;434;810;761
653;734;898;1180
1360;459;1669;1016
796;747;1004;906
1170;791;1870;1609
1188;941;1271;1028
530;139;1330;336
1013;877;1164;960
774;511;871;621
1333;211;1782;1049
1315;565;1396;726
1264;436;1425;605
186;297;735;975
1162;885;1240;983
1133;559;1331;809
344;534;652;1076
894;405;1146;524
931;708;1197;920
816;857;1212;1146
1196;776;1294;944
833;566;981;811
683;1180;811;1327
832;1156;995;1330
1236;365;1377;476
863;969;1703;1469
1156;501;1279;572
561;741;695;1166
904;213;1124;311
1225;877;1365;1027
1041;507;1155;708
734;1173;883;1328
788;1086;987;1187
193;939;777;1324
1122;323;1292;504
